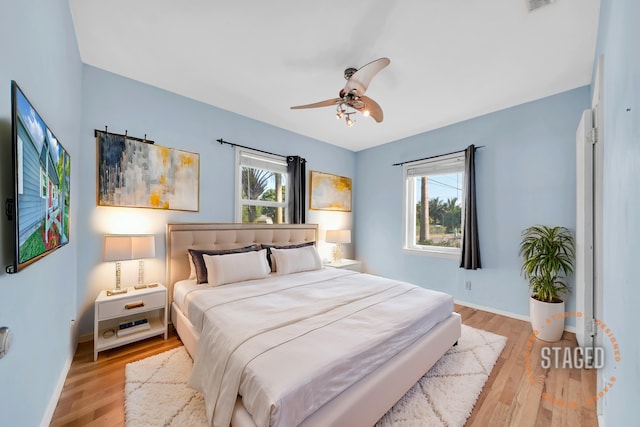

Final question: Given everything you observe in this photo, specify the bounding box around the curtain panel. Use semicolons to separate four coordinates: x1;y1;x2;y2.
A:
287;156;306;224
460;145;481;269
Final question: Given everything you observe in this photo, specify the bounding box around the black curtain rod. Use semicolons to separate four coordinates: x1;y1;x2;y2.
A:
392;145;484;166
216;138;287;159
95;127;154;144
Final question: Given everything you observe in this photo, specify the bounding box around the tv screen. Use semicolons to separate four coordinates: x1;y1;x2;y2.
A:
8;81;70;272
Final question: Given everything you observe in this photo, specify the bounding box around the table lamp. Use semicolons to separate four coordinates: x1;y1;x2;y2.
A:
326;229;351;263
103;234;156;296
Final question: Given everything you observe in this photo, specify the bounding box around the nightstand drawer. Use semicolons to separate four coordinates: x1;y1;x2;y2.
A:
98;292;165;319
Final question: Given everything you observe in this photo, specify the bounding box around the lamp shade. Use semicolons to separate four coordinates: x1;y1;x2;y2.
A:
325;230;351;244
103;235;156;261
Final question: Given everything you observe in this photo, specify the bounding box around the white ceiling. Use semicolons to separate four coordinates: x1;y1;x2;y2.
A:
68;0;600;152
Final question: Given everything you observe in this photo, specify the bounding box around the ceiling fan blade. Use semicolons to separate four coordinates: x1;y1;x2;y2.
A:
290;98;342;109
358;96;384;122
344;57;390;96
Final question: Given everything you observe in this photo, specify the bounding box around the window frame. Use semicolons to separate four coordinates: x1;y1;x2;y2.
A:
402;152;465;258
235;147;289;223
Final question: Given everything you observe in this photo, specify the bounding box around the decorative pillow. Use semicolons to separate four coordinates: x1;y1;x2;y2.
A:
188;245;258;284
188;253;196;280
203;249;270;287
271;245;322;275
261;241;315;272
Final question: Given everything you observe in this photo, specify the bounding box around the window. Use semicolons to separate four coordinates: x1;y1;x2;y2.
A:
403;152;465;256
40;168;47;199
235;148;288;224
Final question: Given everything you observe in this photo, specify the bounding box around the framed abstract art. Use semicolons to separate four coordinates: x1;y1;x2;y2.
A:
96;130;200;211
309;170;352;212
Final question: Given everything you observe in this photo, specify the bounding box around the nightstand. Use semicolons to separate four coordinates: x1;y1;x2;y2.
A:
93;283;168;361
324;259;362;272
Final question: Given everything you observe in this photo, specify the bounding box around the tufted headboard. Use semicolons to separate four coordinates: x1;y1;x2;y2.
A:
165;222;318;302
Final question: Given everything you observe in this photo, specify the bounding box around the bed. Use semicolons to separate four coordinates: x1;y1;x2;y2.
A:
166;222;461;427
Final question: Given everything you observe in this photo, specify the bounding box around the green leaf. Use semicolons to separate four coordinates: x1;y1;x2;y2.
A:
519;225;575;303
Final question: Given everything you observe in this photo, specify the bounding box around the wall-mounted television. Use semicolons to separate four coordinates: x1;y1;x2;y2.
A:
6;81;70;273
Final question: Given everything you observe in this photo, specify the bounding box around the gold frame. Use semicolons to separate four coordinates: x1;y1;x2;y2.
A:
309;170;352;212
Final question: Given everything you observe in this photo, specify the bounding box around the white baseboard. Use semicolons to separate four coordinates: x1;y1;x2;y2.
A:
40;340;76;427
454;299;530;321
454;299;577;333
598;415;604;427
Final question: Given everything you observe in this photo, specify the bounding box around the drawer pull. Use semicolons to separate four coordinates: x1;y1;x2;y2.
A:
124;301;144;310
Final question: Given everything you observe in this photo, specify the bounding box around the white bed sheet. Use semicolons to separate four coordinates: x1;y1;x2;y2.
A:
185;268;454;427
173;278;199;312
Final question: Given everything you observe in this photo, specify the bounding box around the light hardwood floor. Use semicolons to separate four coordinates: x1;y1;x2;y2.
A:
50;305;598;427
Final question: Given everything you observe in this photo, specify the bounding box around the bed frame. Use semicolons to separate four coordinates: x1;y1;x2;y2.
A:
166;222;461;427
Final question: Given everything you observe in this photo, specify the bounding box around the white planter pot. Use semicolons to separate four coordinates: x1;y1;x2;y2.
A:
529;297;565;342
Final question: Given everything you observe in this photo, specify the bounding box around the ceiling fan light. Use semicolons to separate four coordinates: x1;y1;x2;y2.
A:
363;110;370;117
345;116;354;127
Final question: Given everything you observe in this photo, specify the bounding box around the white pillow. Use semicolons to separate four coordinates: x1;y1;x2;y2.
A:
203;249;270;286
271;245;322;275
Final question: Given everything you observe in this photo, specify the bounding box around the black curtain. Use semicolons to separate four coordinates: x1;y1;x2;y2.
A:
460;145;481;269
287;156;306;224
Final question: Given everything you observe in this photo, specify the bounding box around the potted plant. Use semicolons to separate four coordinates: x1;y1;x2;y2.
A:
519;225;575;342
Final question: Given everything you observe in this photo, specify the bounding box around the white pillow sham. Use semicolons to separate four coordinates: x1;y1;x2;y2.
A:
271;245;322;275
203;249;270;286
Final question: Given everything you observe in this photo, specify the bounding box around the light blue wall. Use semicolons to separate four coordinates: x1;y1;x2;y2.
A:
2;0;633;423
0;0;82;425
355;87;590;325
76;66;356;336
594;0;640;423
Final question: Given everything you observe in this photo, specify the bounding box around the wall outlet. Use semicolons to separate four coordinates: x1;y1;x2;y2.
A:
465;281;472;291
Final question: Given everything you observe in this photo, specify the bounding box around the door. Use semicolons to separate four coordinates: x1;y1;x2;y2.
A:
575;109;594;352
592;55;605;417
575;55;604;382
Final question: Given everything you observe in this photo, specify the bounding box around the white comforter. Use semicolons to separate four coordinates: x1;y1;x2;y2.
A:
186;268;454;427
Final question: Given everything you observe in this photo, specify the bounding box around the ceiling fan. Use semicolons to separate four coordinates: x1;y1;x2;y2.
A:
290;57;390;127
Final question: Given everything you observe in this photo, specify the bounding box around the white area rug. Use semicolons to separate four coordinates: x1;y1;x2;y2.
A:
125;325;506;427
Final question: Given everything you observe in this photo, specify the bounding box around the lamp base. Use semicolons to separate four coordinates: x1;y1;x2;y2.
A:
332;243;343;264
107;288;128;296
